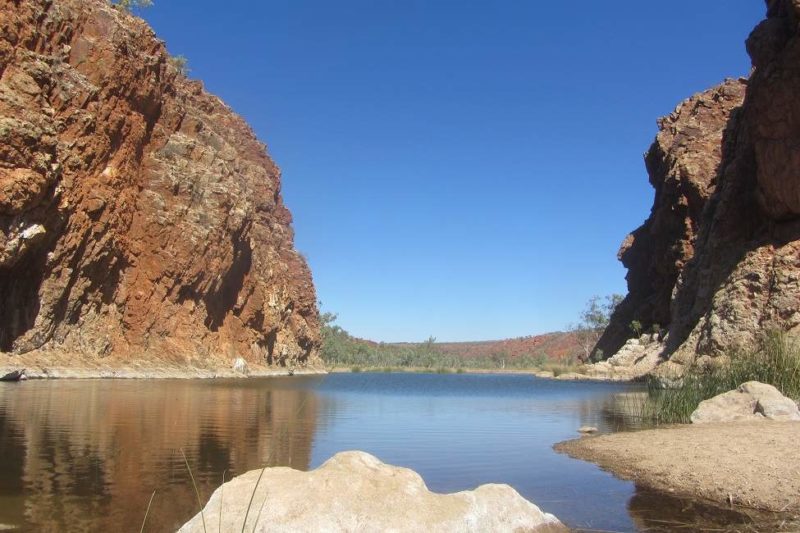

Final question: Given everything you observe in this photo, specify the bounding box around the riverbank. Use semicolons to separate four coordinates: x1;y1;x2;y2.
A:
1;358;632;381
0;354;327;379
555;421;800;519
327;365;636;382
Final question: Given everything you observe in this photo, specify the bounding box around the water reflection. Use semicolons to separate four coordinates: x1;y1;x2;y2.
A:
0;374;778;532
628;486;790;532
0;378;322;531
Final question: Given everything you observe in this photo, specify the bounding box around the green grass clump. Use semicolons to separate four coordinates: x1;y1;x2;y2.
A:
640;331;800;424
350;366;362;373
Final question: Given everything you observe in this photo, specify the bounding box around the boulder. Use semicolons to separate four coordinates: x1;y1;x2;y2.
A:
178;451;565;533
691;381;800;423
0;369;26;382
232;358;249;375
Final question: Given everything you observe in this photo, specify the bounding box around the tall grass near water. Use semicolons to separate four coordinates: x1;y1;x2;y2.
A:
635;332;800;424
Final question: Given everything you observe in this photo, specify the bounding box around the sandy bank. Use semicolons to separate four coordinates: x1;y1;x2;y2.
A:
555;422;800;516
327;366;634;381
0;354;327;380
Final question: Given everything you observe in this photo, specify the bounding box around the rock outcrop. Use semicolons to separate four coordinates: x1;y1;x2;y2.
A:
0;0;320;371
583;334;663;380
595;0;800;371
179;451;565;533
690;381;800;423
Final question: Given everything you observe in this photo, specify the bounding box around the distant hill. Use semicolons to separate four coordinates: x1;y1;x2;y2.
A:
430;332;581;362
320;320;583;369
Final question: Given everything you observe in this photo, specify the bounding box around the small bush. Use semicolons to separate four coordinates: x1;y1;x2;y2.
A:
113;0;153;11
169;54;190;76
350;366;362;373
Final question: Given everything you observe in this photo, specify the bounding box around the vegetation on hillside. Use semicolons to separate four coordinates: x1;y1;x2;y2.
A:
319;311;575;372
634;332;800;424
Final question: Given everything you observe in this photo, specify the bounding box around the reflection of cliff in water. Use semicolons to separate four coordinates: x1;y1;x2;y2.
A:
0;378;324;531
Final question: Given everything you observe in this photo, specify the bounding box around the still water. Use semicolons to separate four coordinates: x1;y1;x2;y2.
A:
0;373;744;532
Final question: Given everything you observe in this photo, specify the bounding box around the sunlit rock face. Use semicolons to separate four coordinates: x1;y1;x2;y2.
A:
595;0;800;370
0;0;320;369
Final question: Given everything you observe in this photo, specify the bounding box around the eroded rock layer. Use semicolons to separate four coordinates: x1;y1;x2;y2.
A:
596;0;800;369
0;0;320;369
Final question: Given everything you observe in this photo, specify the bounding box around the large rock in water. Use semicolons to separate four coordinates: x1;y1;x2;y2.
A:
691;381;800;423
594;0;800;371
178;451;565;533
0;0;320;370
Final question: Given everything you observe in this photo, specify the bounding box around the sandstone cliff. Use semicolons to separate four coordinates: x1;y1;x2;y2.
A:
595;0;800;372
0;0;320;372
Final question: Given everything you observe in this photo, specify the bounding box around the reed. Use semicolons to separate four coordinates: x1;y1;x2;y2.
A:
139;489;156;533
181;448;207;533
219;470;226;533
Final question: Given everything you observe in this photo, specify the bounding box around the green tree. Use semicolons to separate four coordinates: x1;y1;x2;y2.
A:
570;294;623;362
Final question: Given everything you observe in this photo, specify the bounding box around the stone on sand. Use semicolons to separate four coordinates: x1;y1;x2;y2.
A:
691;381;800;423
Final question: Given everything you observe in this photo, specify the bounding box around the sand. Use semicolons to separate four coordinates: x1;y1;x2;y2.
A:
555;421;800;516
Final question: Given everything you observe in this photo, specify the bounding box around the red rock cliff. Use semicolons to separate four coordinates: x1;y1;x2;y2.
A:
595;0;800;370
0;0;320;370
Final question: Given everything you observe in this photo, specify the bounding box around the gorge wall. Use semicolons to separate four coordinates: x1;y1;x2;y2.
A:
0;0;320;370
595;0;800;372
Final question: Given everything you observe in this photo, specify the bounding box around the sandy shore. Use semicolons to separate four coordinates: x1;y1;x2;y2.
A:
555;421;800;516
327;366;630;381
2;367;328;379
0;358;327;379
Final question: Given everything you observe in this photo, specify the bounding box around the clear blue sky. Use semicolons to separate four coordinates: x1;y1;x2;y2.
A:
140;1;762;342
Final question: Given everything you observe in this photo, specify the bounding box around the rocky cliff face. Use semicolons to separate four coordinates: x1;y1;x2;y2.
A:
595;0;800;371
0;0;320;370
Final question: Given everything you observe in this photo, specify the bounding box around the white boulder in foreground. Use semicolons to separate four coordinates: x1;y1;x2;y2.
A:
691;381;800;423
179;451;564;532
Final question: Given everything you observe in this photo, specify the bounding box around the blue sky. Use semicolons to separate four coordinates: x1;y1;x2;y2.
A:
141;1;762;342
